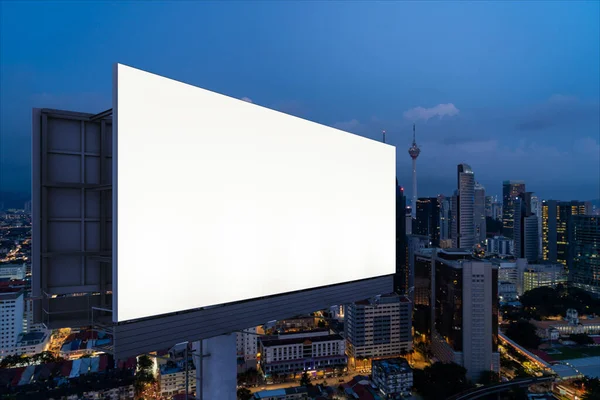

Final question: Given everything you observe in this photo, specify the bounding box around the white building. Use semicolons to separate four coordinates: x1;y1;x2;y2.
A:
372;358;413;398
159;360;196;398
498;281;518;302
0;289;24;358
236;326;258;372
456;164;476;249
14;331;50;356
259;330;346;376
345;293;412;361
0;262;26;280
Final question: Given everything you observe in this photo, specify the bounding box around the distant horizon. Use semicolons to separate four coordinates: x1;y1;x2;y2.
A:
1;2;599;201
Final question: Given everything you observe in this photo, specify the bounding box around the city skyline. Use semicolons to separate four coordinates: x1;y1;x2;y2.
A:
1;1;599;202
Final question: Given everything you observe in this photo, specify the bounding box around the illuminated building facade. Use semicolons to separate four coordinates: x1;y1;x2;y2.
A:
523;264;568;294
570;215;600;297
453;164;476;249
430;249;499;380
514;192;539;262
542;200;587;267
502;180;526;239
415;197;441;247
259;330;347;376
345;294;412;361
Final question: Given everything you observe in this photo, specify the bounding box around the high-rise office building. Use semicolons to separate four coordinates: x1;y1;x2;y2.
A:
542;200;587;267
514;192;539;262
345;294;412;361
440;196;451;241
395;181;408;295
415;197;441;247
531;194;543;256
502;181;526;239
484;196;493;218
453;164;476;249
491;201;503;221
474;183;486;244
569;215;600;297
405;207;413;235
419;249;499;380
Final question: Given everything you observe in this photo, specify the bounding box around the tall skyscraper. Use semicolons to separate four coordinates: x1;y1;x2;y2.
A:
395;181;408;295
484;196;494;218
408;124;421;219
415;197;441;247
491;200;503;221
454;164;476;249
440;196;451;241
474;183;486;244
542;200;587;267
514;192;539;262
423;249;499;380
569;215;600;297
451;191;459;248
502;181;526;239
530;194;542;257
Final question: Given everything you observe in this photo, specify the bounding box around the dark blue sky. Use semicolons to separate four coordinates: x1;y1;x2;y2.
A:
1;1;599;201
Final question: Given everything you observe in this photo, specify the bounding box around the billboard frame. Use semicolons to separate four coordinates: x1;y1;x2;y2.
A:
32;64;395;359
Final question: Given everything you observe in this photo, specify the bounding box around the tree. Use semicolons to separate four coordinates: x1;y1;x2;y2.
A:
300;371;312;387
317;320;326;328
237;387;253;400
478;370;500;385
413;362;473;400
570;333;594;345
137;354;153;372
505;320;541;349
582;377;600;400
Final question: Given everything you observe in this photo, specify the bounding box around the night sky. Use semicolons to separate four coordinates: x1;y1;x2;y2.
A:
1;1;599;202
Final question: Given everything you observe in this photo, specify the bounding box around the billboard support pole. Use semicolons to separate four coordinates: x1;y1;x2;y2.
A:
185;346;189;398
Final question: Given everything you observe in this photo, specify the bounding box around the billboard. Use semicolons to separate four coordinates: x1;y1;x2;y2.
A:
113;64;395;323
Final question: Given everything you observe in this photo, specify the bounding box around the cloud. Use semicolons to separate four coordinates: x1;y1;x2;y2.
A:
515;94;600;132
403;103;460;122
241;97;253;103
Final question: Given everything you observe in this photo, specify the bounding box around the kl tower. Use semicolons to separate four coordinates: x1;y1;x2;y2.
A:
408;124;421;219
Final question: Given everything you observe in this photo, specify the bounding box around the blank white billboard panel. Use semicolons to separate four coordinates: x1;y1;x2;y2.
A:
113;64;395;323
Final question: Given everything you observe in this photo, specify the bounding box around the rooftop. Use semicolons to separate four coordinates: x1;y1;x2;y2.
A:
372;358;412;375
260;333;344;347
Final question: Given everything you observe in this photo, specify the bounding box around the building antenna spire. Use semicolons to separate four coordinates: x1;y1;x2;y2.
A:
382;130;386;144
412;124;416;145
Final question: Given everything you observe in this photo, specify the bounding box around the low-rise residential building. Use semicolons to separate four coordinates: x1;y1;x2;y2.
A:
14;331;50;356
258;329;346;377
372;358;413;398
159;360;196;398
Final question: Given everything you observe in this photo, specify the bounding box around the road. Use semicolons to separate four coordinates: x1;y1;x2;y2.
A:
248;374;357;393
447;376;555;400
